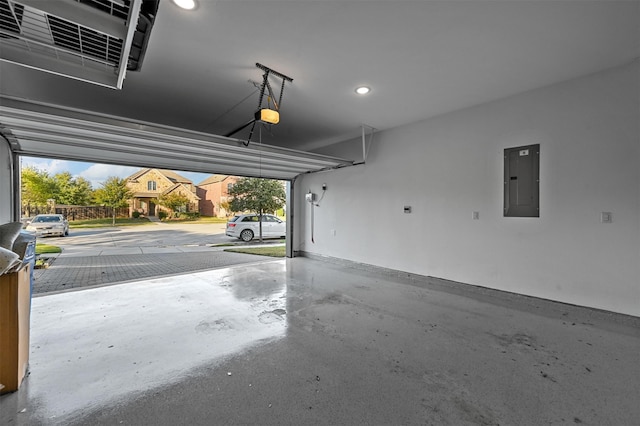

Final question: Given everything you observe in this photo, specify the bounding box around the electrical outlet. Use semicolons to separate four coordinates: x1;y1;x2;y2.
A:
322;183;327;191
601;212;612;223
472;211;480;220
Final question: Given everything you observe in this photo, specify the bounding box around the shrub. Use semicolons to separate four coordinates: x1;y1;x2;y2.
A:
132;211;141;219
166;211;200;221
158;211;168;220
183;212;200;220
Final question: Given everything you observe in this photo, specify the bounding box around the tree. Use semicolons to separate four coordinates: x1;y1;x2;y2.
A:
66;176;93;206
156;192;190;218
93;177;132;226
21;166;57;216
22;167;95;217
52;171;73;204
219;200;232;217
228;178;285;241
52;172;93;205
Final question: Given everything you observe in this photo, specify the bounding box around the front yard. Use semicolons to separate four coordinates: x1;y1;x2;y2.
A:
69;216;230;228
70;218;156;228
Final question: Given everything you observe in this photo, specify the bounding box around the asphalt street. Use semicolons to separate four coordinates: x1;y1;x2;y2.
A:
32;221;284;294
43;222;233;257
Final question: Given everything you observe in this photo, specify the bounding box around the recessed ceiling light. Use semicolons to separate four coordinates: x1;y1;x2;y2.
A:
173;0;196;10
355;86;371;95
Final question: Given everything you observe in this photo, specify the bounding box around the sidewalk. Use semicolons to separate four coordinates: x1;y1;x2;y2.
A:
41;242;237;257
33;243;284;294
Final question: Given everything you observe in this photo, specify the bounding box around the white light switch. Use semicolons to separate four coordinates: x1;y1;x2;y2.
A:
601;212;612;223
472;211;480;220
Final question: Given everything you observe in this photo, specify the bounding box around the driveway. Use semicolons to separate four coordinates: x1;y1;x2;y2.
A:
33;221;285;294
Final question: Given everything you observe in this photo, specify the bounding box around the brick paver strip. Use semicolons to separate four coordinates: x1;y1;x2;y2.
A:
32;251;269;294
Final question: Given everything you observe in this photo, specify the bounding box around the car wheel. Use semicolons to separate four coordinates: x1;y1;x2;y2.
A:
240;229;254;242
65;229;69;236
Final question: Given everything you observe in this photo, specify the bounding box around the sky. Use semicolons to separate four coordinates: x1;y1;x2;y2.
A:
21;156;212;189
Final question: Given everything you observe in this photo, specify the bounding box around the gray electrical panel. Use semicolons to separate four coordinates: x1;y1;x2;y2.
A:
504;144;539;217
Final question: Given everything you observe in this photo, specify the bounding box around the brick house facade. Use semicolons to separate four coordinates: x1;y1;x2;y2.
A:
196;175;239;218
126;169;200;217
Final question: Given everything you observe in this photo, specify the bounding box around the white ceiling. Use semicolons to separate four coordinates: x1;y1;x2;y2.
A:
1;0;639;154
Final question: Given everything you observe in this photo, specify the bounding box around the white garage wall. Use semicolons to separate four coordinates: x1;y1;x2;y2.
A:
295;60;640;317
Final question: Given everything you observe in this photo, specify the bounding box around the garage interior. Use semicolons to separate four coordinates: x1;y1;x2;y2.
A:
1;0;639;424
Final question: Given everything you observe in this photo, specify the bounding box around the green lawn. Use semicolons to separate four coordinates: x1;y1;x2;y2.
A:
224;245;285;257
70;218;155;228
177;215;285;224
69;216;232;227
168;216;229;224
35;243;62;255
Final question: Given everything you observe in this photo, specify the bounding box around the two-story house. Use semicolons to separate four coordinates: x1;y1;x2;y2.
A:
196;175;239;218
126;169;200;217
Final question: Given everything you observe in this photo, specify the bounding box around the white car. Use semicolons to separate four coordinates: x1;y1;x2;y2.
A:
25;214;69;237
226;214;286;242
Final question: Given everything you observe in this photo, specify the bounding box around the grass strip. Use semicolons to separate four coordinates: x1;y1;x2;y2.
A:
172;217;229;224
224;246;285;257
70;218;155;228
35;243;62;255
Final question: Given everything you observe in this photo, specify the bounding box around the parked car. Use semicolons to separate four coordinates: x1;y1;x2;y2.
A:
25;214;69;237
226;214;286;242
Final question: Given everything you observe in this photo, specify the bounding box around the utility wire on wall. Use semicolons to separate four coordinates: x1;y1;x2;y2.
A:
307;184;326;244
310;199;314;244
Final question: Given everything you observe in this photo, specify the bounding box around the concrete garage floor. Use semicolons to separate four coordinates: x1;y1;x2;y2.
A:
1;258;639;425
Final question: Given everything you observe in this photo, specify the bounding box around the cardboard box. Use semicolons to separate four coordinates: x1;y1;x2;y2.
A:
0;263;31;393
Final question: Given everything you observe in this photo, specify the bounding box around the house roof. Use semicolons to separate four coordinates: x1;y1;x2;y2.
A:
158;169;192;184
162;183;201;200
197;174;233;186
127;168;152;182
127;168;193;185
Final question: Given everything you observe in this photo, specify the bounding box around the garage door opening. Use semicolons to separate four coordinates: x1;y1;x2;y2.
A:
19;155;290;295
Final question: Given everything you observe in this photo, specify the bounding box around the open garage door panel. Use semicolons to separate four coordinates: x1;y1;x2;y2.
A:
0;97;353;180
